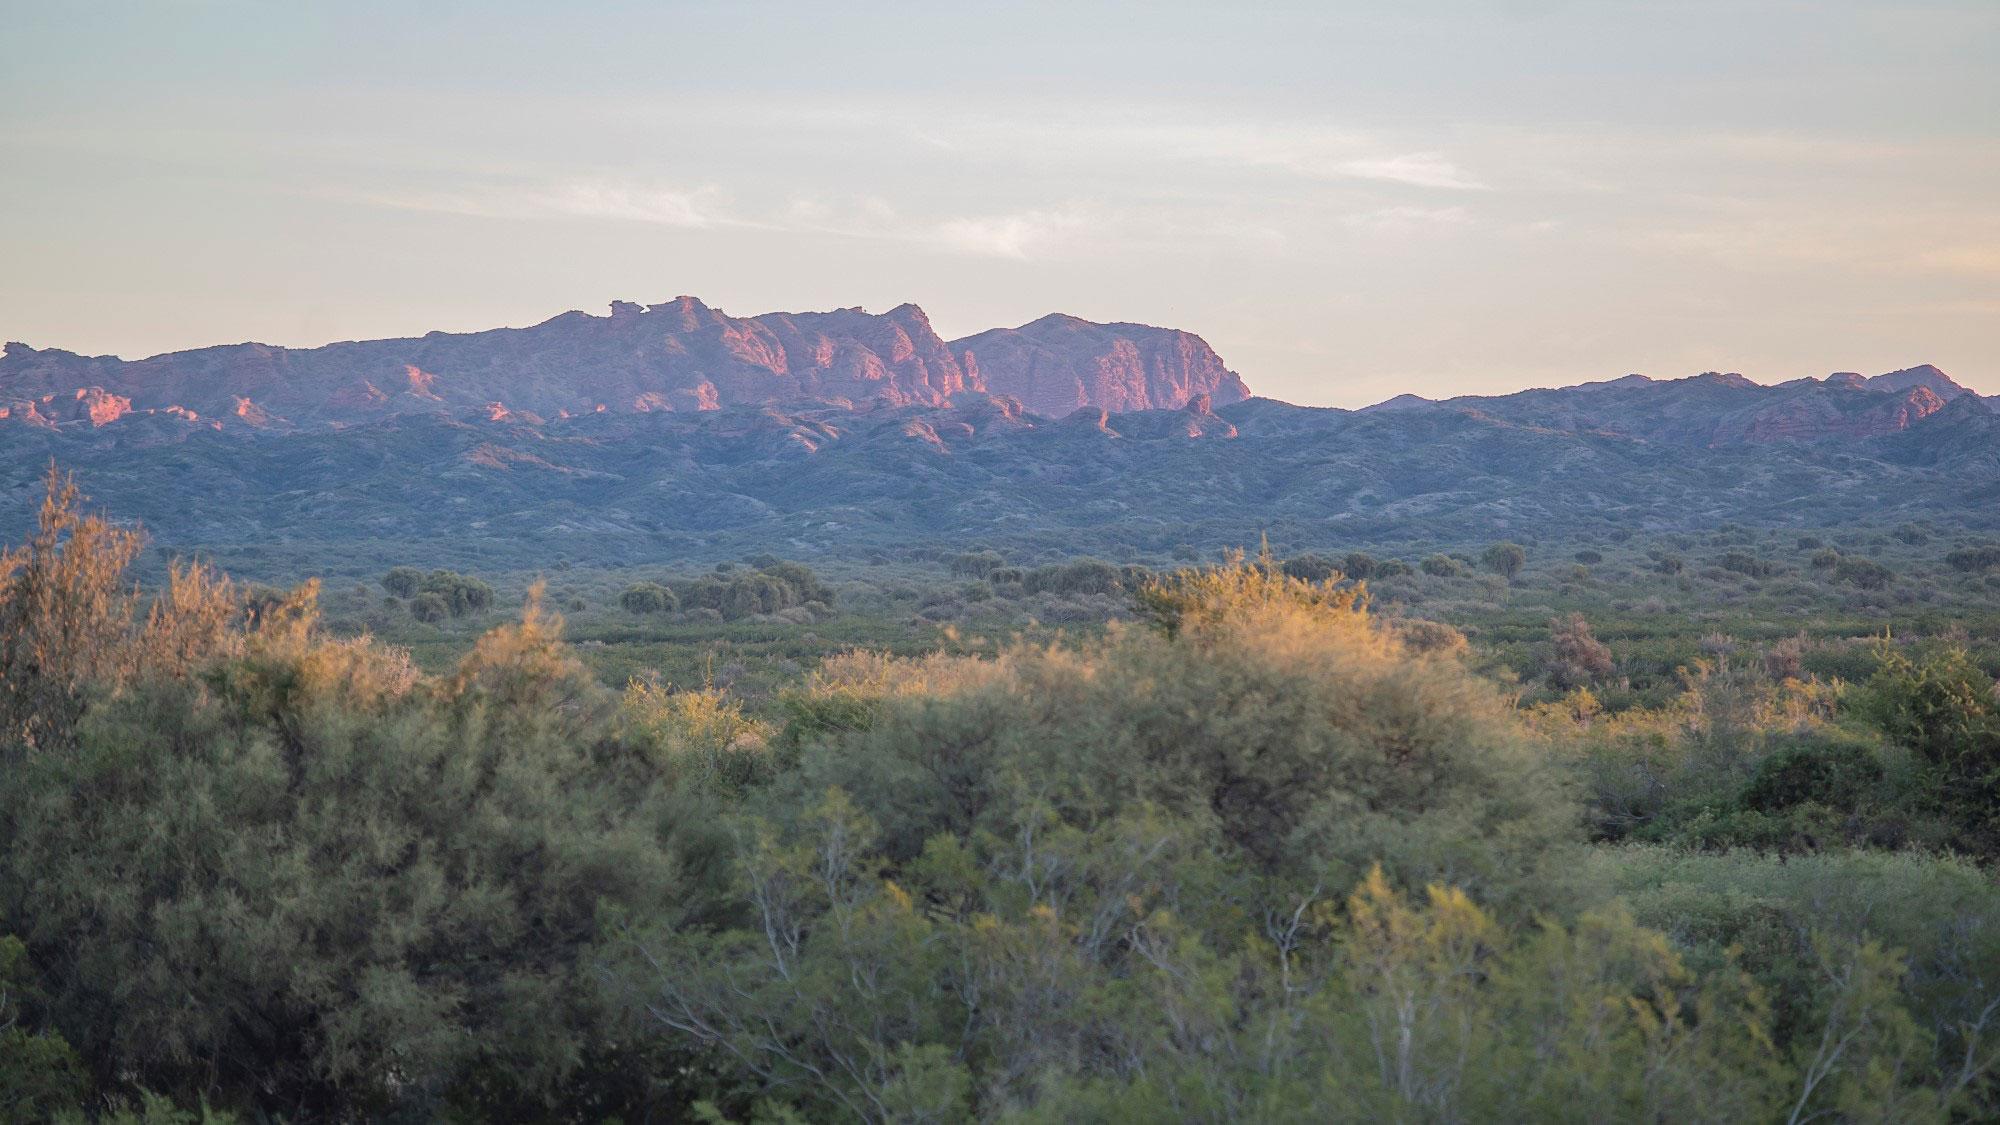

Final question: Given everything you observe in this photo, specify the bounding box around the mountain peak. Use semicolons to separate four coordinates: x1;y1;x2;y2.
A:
950;316;1250;416
1692;371;1759;388
1361;393;1434;412
1869;363;1973;400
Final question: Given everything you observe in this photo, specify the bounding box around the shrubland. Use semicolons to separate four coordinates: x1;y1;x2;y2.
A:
2;473;1998;1121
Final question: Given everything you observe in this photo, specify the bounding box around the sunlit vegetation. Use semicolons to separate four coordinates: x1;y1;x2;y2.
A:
4;472;2000;1120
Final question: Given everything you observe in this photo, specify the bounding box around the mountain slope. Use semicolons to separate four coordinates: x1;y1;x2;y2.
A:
4;390;1994;574
1397;369;1966;446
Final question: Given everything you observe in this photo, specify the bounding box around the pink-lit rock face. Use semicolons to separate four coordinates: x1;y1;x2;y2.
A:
950;314;1251;418
404;365;441;400
1731;387;1947;444
0;303;950;429
76;387;133;426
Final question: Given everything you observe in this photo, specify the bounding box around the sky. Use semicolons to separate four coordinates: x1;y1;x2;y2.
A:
3;0;1997;407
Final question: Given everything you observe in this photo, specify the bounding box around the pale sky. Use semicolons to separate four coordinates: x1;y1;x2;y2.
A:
4;0;1997;406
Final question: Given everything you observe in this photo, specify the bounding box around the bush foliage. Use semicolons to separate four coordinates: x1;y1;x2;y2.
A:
3;473;1998;1120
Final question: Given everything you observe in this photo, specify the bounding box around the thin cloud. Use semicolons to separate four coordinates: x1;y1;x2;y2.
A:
1328;153;1489;191
1341;205;1474;233
337;179;735;229
532;183;723;226
1919;244;2000;276
350;178;1100;262
930;209;1088;259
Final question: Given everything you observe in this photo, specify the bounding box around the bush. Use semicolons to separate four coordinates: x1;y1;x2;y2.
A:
818;557;1579;909
1279;553;1339;583
947;550;1006;578
379;566;423;598
1741;731;1884;813
416;570;495;617
757;561;833;607
1548;613;1614;690
5;599;700;1117
1595;846;2000;1084
1833;556;1894;589
1482;542;1527;579
1421;554;1463;577
619;582;677;615
1388;616;1469;657
1856;645;2000;849
1574;549;1603;565
2;927;90;1119
671;563;830;621
1023;558;1126;596
0;491;703;1120
1718;552;1777;578
725;572;795;618
1945;544;2000;573
409;590;450;622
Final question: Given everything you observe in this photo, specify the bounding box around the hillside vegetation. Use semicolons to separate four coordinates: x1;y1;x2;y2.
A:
3;472;1999;1122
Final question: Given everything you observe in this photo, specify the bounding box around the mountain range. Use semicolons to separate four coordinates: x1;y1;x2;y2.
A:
0;299;1247;431
1;299;1994;571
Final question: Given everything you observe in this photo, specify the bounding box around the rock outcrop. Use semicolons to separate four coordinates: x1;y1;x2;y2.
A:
950;314;1250;417
0;302;1256;433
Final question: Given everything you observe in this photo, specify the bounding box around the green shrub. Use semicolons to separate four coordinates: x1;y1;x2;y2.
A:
1421;553;1463;577
1945;544;2000;573
379;566;423;598
947;550;1006;578
1833;556;1894;589
819;558;1579;910
619;582;677;614
1482;541;1527;579
1279;553;1339;583
1;583;700;1116
1856;645;2000;849
1718;552;1777;578
1741;731;1884;813
1;928;90;1120
409;590;450;622
416;569;495;616
1023;558;1125;596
